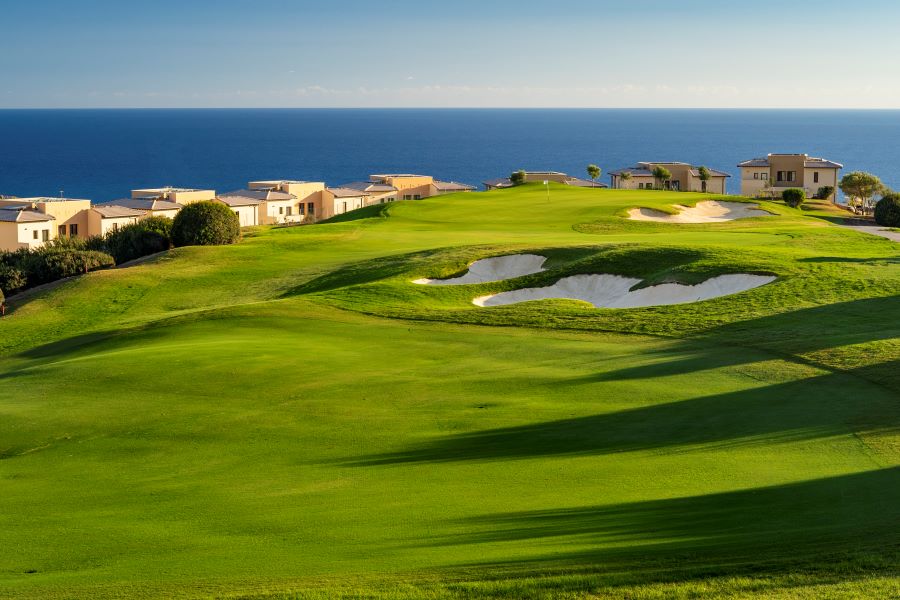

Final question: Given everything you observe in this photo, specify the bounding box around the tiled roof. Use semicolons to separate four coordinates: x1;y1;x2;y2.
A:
483;178;514;188
689;168;731;178
340;181;397;194
217;196;264;207
92;205;146;218
327;187;368;198
564;178;609;188
737;158;770;167
220;189;294;201
0;208;55;223
433;180;476;191
804;159;843;169
99;198;183;212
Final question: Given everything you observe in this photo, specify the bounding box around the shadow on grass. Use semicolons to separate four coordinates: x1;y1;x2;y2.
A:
349;368;898;466
430;467;900;572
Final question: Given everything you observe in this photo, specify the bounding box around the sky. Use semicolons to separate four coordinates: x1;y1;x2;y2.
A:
3;0;900;109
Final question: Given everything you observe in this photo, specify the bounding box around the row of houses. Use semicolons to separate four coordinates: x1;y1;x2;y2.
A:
483;154;843;200
0;174;475;252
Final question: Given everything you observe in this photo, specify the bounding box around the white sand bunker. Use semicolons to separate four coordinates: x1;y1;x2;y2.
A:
474;274;776;309
628;201;772;223
413;254;546;285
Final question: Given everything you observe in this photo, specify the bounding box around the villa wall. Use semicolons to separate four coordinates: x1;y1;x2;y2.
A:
87;211;141;236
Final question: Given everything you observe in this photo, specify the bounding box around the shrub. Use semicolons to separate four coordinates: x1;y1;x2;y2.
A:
782;188;805;208
874;192;900;227
815;186;835;200
171;202;240;247
509;170;527;186
0;264;27;294
18;249;115;286
104;221;172;264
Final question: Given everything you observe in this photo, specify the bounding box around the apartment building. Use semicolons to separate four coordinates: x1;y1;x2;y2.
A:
737;154;842;200
247;180;327;223
131;186;217;205
609;162;730;193
88;205;146;236
0;205;56;250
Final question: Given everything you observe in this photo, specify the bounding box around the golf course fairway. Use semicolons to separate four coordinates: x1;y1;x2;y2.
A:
1;185;898;599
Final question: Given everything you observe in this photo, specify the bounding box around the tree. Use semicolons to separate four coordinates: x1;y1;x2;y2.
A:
698;166;711;193
618;172;632;189
171;201;241;247
782;188;806;209
586;164;601;187
839;171;883;215
874;192;900;227
815;186;835;200
651;166;672;190
509;170;527;186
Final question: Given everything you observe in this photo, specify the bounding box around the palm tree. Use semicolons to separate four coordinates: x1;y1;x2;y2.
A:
698;166;711;193
618;172;632;189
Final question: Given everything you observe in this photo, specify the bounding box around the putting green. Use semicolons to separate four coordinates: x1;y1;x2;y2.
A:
1;185;898;599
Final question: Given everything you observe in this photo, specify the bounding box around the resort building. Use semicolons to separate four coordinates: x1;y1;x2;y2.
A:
0;206;56;250
215;195;264;227
131;187;217;205
247;180;327;224
0;197;92;240
339;180;400;204
737;154;842;200
322;187;369;218
432;180;477;194
609;163;730;193
483;171;608;190
88;205;147;236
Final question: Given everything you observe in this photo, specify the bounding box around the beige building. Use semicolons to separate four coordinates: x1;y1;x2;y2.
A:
131;187;216;205
322;188;368;218
483;171;609;190
0;197;92;240
216;195;264;227
0;206;56;251
88;205;146;236
737;154;842;200
247;180;327;223
609;163;730;193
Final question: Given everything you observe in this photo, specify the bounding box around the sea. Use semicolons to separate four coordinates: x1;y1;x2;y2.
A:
1;109;898;201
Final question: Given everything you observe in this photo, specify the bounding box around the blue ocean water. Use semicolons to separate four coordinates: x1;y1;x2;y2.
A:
1;109;898;201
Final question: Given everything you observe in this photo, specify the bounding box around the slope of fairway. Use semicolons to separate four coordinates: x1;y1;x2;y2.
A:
1;185;898;599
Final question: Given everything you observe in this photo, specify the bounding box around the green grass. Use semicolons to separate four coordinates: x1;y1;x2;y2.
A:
0;184;898;599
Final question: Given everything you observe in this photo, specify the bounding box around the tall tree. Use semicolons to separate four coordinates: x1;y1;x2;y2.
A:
839;171;883;214
651;166;672;190
698;166;711;193
586;164;602;187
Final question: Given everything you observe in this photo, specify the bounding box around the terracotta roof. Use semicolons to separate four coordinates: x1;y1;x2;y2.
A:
0;208;55;223
92;205;146;218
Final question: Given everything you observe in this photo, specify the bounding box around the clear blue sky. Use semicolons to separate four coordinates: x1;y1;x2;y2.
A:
3;0;898;108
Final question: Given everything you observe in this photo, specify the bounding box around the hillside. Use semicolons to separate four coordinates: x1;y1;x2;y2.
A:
1;185;898;599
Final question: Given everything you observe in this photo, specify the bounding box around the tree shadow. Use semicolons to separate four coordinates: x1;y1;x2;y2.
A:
349;369;899;466
427;467;900;572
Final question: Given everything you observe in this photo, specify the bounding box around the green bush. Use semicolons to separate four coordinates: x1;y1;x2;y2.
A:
874;192;900;227
782;188;806;208
171;202;241;247
509;170;527;186
0;264;27;295
815;186;835;200
104;221;172;264
18;249;115;286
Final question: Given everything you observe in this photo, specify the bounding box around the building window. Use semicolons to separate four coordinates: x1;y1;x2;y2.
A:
813;172;819;183
342;201;348;213
279;207;284;215
112;223;119;232
753;173;759;180
761;173;768;180
59;225;67;237
33;230;39;240
298;204;305;215
69;224;78;237
414;194;421;200
307;203;315;215
403;194;411;200
42;229;49;242
285;206;292;216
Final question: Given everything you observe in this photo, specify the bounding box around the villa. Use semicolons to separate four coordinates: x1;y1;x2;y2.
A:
88;205;146;235
609;162;730;193
737;154;842;200
247;180;327;223
0;205;56;250
97;197;183;220
483;171;608;190
322;187;368;218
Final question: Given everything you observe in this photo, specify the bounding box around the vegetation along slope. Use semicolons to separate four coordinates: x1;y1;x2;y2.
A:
1;184;898;599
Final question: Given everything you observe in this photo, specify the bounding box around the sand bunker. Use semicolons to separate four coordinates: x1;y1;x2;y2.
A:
474;274;776;309
413;254;546;285
628;201;772;223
